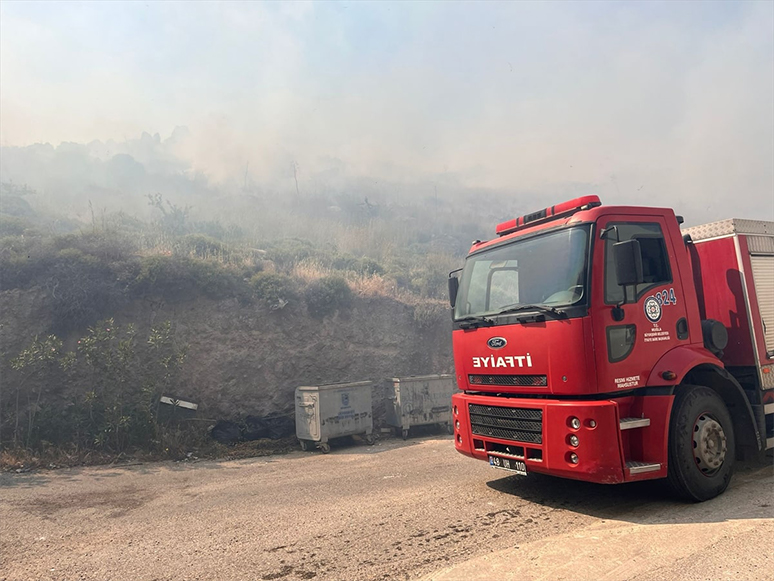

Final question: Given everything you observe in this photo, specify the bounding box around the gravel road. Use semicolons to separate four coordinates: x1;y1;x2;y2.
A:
1;435;772;581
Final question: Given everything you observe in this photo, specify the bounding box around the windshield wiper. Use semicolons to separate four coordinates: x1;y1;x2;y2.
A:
455;305;567;328
493;304;567;318
455;315;495;329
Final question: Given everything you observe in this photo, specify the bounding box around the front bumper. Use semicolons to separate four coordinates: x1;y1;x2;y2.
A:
452;392;627;484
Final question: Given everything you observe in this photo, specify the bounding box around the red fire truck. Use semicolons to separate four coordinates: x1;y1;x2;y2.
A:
448;196;773;501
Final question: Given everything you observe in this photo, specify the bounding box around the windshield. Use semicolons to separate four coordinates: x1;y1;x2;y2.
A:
454;225;591;320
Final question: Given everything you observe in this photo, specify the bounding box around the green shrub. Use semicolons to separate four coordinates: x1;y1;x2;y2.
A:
4;319;188;453
176;234;228;260
240;262;264;279
330;255;358;272
188;260;245;299
250;272;297;306
0;234;130;331
131;255;193;299
331;255;385;276
304;276;353;317
131;255;246;301
357;257;385;276
52;231;138;263
265;238;318;271
384;252;461;299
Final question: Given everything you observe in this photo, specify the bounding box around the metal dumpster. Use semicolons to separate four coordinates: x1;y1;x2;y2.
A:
295;381;374;453
386;374;457;439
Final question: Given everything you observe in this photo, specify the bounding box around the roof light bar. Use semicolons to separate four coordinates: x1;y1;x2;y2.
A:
496;195;602;236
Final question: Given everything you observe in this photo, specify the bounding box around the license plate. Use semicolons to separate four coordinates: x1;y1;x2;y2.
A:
488;455;527;476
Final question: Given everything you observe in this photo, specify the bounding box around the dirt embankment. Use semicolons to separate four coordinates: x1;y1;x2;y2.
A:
0;289;453;421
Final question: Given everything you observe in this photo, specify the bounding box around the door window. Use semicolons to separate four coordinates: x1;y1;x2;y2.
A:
604;222;672;304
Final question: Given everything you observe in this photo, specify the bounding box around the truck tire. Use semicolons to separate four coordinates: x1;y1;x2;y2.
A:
667;385;735;502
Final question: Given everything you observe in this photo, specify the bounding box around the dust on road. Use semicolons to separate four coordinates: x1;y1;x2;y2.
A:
1;436;772;581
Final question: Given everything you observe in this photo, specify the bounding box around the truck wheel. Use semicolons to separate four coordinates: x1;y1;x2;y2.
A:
365;433;375;445
402;429;409;440
446;423;454;435
667;385;735;502
299;439;310;451
319;442;331;454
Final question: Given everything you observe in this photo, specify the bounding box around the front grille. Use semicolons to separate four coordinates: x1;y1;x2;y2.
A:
468;403;543;444
469;374;547;387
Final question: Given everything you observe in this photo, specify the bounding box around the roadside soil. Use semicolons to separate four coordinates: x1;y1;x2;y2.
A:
1;436;772;581
0;437;301;473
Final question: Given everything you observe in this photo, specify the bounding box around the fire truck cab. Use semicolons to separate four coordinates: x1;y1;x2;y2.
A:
448;196;773;501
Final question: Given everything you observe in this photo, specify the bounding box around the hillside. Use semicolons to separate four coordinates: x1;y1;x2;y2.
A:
0;201;455;460
0;137;497;460
0;285;451;424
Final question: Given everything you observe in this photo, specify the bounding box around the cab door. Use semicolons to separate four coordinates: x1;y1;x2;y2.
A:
591;216;690;393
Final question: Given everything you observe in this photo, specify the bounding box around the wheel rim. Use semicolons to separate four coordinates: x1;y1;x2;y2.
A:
692;412;727;476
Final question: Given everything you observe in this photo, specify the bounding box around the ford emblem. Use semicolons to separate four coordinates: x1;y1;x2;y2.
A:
487;337;507;349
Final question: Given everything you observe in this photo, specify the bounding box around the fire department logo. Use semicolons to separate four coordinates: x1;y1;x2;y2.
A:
487;337;507;349
644;296;662;323
341;392;350;407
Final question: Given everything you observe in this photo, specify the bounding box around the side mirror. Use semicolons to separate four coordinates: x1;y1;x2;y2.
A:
613;239;644;287
448;274;459;308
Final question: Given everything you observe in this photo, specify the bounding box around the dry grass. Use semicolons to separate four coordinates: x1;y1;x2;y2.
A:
291;258;416;301
347;272;404;298
291;259;332;283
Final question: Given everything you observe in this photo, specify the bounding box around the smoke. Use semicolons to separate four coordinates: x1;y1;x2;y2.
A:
1;1;772;225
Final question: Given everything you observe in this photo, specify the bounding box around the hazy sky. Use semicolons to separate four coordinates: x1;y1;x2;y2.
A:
1;1;773;222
